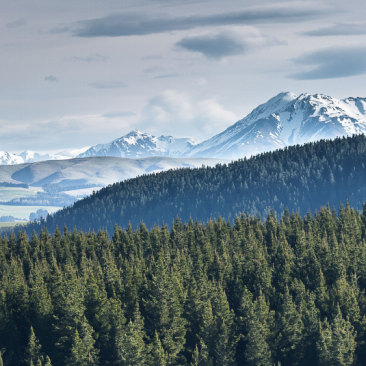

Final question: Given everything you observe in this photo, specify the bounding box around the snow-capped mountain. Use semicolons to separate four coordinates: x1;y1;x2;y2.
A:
185;92;366;159
78;130;197;158
0;151;24;165
2;92;366;165
0;148;91;165
19;147;90;163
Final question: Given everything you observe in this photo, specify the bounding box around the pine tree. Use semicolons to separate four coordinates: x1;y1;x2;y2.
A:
245;307;272;366
275;287;304;364
144;256;186;362
115;305;149;365
66;319;98;366
317;305;357;366
211;285;238;366
44;356;52;366
151;331;167;366
24;326;42;366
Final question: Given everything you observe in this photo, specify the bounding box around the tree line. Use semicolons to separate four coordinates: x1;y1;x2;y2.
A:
1;203;366;365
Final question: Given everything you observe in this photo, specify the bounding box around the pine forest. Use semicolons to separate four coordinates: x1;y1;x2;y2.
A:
1;204;366;365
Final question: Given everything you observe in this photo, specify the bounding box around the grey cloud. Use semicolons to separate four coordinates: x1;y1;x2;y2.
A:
102;111;136;118
176;32;248;60
176;30;284;60
290;46;366;80
58;3;329;37
89;81;127;89
6;18;26;28
45;75;58;82
304;23;366;36
73;54;109;62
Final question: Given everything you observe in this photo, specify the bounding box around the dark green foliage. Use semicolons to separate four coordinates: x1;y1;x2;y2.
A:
1;203;366;365
15;134;366;236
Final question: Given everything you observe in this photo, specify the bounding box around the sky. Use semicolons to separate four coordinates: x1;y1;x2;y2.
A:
1;0;366;152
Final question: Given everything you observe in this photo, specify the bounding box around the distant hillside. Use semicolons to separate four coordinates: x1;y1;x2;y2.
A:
16;134;366;236
0;156;227;188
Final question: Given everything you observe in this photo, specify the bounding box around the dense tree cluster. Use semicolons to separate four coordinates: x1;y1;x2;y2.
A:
1;203;366;365
17;134;366;236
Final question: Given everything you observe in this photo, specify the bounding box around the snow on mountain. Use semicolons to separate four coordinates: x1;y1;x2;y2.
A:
78;130;197;159
0;152;23;165
18;147;90;163
55;147;90;159
3;92;366;165
184;92;366;159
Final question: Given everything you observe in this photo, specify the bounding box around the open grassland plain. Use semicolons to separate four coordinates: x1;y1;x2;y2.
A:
0;186;43;202
0;205;61;220
0;221;27;228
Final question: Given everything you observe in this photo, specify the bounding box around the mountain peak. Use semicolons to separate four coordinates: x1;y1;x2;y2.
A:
77;130;197;159
185;91;366;159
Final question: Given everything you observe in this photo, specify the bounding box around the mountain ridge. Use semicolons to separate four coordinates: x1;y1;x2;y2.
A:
2;91;366;164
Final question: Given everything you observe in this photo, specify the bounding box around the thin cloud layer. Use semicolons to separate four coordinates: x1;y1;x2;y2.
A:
73;54;109;62
58;2;328;37
304;23;366;36
290;46;366;80
89;81;127;89
5;18;26;28
176;29;284;60
102;111;136;118
0;114;133;151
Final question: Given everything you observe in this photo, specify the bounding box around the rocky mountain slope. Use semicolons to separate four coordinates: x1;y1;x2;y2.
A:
185;92;366;159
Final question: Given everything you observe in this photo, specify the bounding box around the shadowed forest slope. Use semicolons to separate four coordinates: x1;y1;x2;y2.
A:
17;134;366;236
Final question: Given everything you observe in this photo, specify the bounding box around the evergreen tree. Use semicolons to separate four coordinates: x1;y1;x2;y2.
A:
317;305;357;366
115;305;149;365
245;307;272;366
151;331;168;366
24;326;42;366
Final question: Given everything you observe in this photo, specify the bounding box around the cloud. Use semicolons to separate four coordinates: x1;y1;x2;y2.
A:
175;29;284;60
44;75;58;82
55;2;329;37
89;81;127;89
304;23;366;37
290;46;366;80
0;114;133;151
153;73;181;79
102;111;136;118
139;90;238;140
144;66;165;73
141;55;163;61
73;53;109;62
6;19;26;28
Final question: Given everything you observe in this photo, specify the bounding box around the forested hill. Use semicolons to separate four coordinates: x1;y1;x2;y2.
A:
19;134;366;235
1;206;366;365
